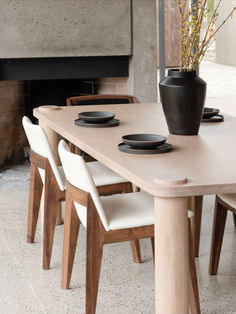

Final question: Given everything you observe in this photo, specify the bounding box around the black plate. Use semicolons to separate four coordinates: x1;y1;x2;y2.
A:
122;134;167;149
75;118;120;128
202;107;220;119
118;143;172;154
78;111;115;123
201;114;224;123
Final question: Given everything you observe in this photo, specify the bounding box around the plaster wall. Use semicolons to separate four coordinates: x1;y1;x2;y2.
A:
216;0;236;66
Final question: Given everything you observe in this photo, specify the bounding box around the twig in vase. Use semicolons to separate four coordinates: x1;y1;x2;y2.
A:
177;0;236;71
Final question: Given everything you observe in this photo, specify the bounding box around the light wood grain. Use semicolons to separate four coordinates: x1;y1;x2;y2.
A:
34;102;236;197
155;196;189;314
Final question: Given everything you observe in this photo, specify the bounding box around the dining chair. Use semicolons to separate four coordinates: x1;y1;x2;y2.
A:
209;194;236;275
58;140;200;314
22;117;143;270
66;94;139;160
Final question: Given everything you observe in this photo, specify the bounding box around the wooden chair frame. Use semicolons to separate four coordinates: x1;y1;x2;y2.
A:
61;182;200;314
188;195;235;259
209;195;236;275
27;150;65;270
28;151;142;270
66;94;139;106
189;196;203;258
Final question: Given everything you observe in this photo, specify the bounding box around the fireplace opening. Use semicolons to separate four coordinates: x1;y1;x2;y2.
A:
25;78;99;121
0;56;129;166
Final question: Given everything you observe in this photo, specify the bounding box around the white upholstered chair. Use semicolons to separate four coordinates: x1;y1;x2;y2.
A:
22;116;142;270
58;140;200;314
209;193;236;275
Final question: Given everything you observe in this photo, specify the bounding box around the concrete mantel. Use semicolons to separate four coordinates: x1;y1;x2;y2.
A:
0;0;131;59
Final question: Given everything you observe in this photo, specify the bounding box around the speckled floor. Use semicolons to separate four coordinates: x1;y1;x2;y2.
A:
0;165;236;314
0;60;236;313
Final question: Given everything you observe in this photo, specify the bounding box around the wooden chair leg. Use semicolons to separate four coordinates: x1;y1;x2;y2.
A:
121;182;143;264
130;240;142;263
150;237;155;263
56;203;63;226
43;164;60;270
193;196;203;258
86;196;104;314
209;198;228;275
188;219;200;314
61;197;80;290
233;213;236;227
27;164;43;243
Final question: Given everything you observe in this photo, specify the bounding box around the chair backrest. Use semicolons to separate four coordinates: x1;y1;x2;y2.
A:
22;116;65;191
66;94;139;106
58;140;109;231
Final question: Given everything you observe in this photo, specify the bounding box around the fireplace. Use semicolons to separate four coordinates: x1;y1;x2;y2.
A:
4;56;129;120
0;0;157;166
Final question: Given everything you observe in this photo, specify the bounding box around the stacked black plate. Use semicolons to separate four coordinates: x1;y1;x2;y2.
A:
75;111;119;127
201;107;224;122
118;134;172;154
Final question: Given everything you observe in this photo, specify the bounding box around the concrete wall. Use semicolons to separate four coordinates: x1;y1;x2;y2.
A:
128;0;157;102
0;0;131;58
216;0;236;66
0;0;157;102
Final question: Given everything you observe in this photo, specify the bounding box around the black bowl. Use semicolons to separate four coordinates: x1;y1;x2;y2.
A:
122;134;167;149
78;111;115;123
202;107;219;119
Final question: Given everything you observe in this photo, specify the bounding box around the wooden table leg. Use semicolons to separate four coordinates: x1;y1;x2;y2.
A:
39;120;63;225
155;196;189;314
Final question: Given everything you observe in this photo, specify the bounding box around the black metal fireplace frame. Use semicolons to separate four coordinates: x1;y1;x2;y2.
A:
0;56;129;81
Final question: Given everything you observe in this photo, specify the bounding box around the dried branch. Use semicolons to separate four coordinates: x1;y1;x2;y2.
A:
177;0;236;71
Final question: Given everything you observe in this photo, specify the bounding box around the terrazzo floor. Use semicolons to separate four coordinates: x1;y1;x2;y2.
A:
0;60;236;313
0;178;235;314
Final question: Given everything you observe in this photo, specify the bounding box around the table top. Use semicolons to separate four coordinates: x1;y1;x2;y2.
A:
34;102;236;197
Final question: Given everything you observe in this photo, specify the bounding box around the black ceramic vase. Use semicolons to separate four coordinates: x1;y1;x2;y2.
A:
159;69;207;135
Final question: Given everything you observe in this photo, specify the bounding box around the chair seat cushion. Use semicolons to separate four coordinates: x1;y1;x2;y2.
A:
87;161;128;186
74;191;193;230
218;193;236;209
74;191;154;230
102;191;154;230
38;161;128;191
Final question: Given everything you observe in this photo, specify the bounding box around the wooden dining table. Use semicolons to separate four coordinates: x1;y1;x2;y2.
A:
34;102;236;314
